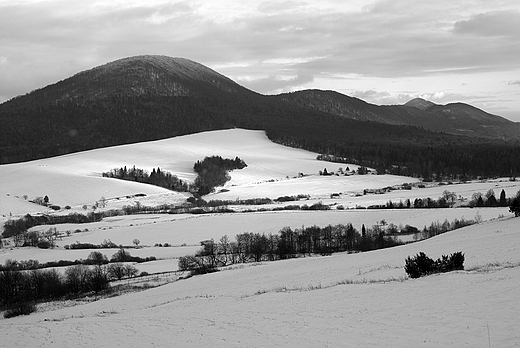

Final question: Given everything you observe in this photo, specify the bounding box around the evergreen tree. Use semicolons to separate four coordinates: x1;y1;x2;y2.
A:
499;189;508;206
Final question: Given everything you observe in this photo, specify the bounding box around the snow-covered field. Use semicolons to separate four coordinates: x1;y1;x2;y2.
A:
2;217;519;347
1;128;520;346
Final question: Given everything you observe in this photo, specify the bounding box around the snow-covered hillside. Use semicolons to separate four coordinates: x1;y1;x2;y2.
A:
0;128;387;217
4;128;518;221
2;217;519;347
2;128;520;346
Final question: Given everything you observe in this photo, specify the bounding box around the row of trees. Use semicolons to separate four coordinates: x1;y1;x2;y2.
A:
103;165;190;192
1;226;60;249
0;261;141;316
0;249;152;272
370;189;516;210
179;223;402;272
178;214;481;273
469;188;512;207
0;249;146;315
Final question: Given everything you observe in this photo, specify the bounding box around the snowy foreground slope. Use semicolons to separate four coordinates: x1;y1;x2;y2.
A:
2;217;519;347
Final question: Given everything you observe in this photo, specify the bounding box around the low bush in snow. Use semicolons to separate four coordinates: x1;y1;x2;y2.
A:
405;251;464;278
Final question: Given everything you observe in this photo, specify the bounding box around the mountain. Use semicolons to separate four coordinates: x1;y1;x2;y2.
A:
276;90;520;140
3;55;256;107
1;55;519;179
404;98;436;110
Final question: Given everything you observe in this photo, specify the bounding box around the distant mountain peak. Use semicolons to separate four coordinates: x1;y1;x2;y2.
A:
8;55;249;105
404;98;436;110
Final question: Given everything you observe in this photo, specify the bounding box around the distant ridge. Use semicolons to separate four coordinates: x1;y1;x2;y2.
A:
278;90;520;140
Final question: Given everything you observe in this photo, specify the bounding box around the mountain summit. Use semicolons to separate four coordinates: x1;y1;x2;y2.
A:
8;55;252;106
404;98;436;110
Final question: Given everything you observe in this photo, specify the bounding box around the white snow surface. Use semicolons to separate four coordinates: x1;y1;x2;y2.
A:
0;128;366;217
2;217;519;347
2;128;520;347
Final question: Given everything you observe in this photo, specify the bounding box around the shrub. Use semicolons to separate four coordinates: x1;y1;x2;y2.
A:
405;251;464;278
3;303;36;318
86;251;108;265
510;197;520;217
37;240;51;249
189;264;219;276
405;252;435;278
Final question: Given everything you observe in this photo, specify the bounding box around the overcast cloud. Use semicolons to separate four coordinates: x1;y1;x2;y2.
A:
1;0;519;120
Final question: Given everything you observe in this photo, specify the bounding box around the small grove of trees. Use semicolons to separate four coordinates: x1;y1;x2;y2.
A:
469;189;511;207
193;156;247;195
1;225;60;248
101;156;247;197
1;265;111;318
0;251;142;317
103;166;191;192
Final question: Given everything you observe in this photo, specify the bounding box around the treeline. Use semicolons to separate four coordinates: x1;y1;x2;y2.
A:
2;213;105;247
193;156;247;195
103;166;190;192
179;216;477;274
0;249;153;317
0;249;154;272
367;188;514;209
178;222;405;272
1;266;110;318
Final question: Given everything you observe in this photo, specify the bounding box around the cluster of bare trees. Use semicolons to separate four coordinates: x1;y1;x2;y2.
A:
178;223;401;273
0;251;140;315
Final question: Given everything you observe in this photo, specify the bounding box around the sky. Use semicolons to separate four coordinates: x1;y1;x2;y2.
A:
1;0;520;121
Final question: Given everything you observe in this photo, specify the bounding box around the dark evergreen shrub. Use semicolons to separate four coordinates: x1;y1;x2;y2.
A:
405;252;435;278
510;197;520;217
405;251;464;278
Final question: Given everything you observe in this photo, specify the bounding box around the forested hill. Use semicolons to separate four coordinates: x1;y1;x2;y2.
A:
274;90;520;140
1;55;519;179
